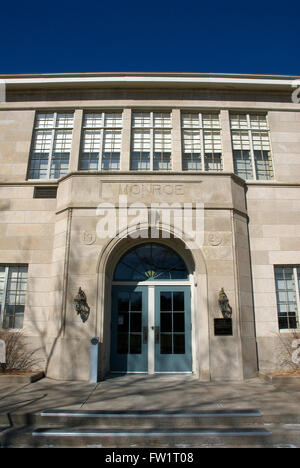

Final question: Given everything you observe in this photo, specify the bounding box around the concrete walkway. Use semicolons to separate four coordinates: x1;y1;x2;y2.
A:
0;374;300;421
1;375;300;447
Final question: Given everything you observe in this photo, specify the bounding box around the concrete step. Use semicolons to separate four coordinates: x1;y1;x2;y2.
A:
37;409;264;429
1;426;270;448
4;426;300;448
0;409;274;448
3;409;300;428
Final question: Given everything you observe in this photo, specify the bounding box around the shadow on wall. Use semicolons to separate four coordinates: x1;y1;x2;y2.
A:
26;268;95;382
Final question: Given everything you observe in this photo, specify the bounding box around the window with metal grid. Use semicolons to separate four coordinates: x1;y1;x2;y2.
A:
79;112;122;171
274;266;300;330
230;114;273;180
0;265;28;330
28;112;74;179
181;113;222;172
131;112;172;171
33;186;57;198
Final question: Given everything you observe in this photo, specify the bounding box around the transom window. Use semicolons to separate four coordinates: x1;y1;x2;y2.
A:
79;112;122;171
230;114;273;180
130;112;172;171
113;244;189;281
0;265;28;330
28;112;74;179
182;113;222;171
275;266;300;330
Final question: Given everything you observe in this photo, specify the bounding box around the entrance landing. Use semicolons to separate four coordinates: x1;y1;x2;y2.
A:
1;375;300;447
1;373;298;415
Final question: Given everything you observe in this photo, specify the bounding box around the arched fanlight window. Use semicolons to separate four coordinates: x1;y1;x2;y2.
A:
113;243;189;281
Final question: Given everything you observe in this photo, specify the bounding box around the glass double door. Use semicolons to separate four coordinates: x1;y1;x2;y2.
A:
110;285;192;373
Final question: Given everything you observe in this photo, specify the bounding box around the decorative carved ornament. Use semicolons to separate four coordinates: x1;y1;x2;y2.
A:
80;231;96;245
74;287;90;323
218;288;233;319
208;233;222;246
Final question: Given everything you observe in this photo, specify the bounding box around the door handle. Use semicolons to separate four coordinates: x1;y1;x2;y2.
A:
155;326;160;344
143;326;148;344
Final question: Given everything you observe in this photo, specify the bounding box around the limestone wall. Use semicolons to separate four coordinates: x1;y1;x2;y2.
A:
0;85;300;380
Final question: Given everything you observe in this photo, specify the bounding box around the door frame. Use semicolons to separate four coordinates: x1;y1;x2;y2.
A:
154;285;192;373
111;279;194;374
110;285;149;373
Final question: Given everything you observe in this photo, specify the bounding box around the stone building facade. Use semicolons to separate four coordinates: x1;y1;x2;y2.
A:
0;73;300;381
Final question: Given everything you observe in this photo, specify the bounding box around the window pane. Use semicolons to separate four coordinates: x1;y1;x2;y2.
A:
250;114;268;130
202;114;220;129
232;130;252;179
132;113;151;127
35;113;54;128
118;292;129;311
153;153;171;171
50;153;70;179
102;153;120;171
232;131;250;150
183;129;201;153
84;113;103;128
204;130;222;171
160;292;172;311
30;113;73;180
79;130;101;171
117;334;128;354
153;129;171;170
173;292;184;311
230;114;248;129
56;113;74;128
231;115;273;181
103;129;121;152
181;113;200;128
130;313;142;332
130;334;142;354
154;130;171;152
173;334;185;354
173;313;185;332
32;131;52;152
129;293;142;312
104;113;122;128
252;132;273;180
82;130;101;152
161;313;172;332
80;153;99;171
114;244;188;281
132;129;151;151
161;334;172;354
131;112;172;170
2;265;27;330
183;153;201;171
154;113;171;128
130;152;150;170
233;150;253;180
53;130;72;153
275;266;299;330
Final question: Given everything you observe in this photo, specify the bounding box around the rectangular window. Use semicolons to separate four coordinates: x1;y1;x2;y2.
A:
274;266;300;330
230;114;273;180
79;112;122;171
0;265;28;330
28;112;74;179
131;112;172;171
182;113;222;172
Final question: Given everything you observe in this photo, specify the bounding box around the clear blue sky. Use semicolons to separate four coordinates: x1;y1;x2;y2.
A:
1;0;299;75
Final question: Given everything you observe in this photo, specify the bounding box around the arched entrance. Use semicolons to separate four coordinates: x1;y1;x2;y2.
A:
110;243;193;374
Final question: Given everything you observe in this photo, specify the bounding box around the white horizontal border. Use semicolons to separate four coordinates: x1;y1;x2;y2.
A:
0;80;5;102
1;76;298;88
